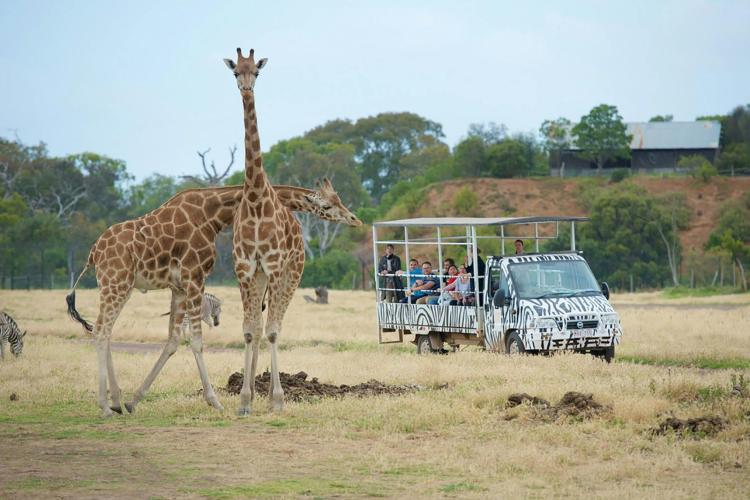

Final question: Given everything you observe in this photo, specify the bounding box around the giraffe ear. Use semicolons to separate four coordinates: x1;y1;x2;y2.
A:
224;59;236;70
257;58;268;69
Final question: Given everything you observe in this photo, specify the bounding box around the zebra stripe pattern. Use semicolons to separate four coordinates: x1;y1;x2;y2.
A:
181;292;223;332
0;312;26;359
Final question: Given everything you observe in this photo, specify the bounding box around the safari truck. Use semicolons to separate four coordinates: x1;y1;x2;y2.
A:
371;216;622;361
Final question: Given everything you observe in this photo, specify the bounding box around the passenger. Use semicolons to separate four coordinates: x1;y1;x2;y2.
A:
450;265;474;306
412;261;440;304
441;258;456;286
433;264;459;305
397;259;421;303
464;248;486;305
514;239;524;255
378;244;402;303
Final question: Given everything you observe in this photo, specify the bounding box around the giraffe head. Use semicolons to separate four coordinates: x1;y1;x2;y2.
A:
305;178;362;227
223;47;267;95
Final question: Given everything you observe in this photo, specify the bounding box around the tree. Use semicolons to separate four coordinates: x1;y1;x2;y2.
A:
723;104;750;146
572;104;632;173
466;122;507;144
126;174;181;217
453;136;486;177
649;114;673;122
304;112;444;201
650;193;691;286
183;146;237;186
486;139;528;178
706;192;750;291
677;154;717;182
539;117;571;169
717;143;750;176
265;138;367;258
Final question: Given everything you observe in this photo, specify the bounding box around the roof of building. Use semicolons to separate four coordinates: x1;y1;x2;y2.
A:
567;121;721;150
373;216;589;227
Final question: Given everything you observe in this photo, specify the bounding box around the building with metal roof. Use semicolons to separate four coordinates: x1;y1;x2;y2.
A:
557;121;721;174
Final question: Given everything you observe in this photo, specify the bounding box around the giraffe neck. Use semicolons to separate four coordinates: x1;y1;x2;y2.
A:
241;91;269;196
274;186;315;212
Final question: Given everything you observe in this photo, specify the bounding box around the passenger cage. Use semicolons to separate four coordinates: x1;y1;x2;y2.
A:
371;216;590;344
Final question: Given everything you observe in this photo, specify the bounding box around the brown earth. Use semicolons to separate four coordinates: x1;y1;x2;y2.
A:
505;391;609;421
411;176;750;254
226;370;422;401
653;416;726;437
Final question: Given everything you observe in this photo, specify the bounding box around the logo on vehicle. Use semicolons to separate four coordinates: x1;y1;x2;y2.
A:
576;321;583;329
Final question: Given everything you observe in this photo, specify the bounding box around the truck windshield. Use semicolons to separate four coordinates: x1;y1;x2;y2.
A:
508;260;601;299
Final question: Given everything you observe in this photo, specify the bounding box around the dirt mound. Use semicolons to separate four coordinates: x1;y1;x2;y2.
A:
505;391;608;421
506;393;550;408
653;416;726;437
226;370;420;401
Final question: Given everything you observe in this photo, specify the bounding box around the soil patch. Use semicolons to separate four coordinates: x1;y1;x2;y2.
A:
226;370;421;401
505;391;609;421
653;416;726;437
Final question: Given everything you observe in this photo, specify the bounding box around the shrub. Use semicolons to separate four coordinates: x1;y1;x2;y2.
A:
609;168;630;183
452;186;478;216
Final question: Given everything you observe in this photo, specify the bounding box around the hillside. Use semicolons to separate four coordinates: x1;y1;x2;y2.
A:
403;176;750;254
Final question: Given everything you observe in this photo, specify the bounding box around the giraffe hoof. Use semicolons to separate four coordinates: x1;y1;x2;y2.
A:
237;406;251;417
110;405;123;415
124;402;135;414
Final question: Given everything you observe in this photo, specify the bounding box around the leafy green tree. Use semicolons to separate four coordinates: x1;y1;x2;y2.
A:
466;122;507;144
717;143;750;175
453;136;486;177
572;104;632;173
677;154;717;182
706;191;750;291
486;139;528;178
539;117;571;169
126;174;181;217
300;249;359;289
723;104;750;146
305;113;444;201
649;114;673;122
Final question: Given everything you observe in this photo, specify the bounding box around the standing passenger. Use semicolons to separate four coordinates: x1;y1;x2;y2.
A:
378;244;402;302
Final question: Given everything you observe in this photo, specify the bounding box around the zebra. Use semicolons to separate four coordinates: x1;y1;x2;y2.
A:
0;312;26;359
162;292;222;334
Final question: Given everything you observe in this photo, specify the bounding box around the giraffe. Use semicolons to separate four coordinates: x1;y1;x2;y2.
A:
66;182;360;417
224;47;309;415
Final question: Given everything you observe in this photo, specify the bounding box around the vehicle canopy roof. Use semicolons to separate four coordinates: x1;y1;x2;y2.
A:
373;216;589;227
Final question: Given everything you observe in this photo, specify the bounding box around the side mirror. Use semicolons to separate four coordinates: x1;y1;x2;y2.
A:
493;289;506;308
601;282;610;300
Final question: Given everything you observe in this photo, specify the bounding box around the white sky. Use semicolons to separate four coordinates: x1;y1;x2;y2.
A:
1;0;749;181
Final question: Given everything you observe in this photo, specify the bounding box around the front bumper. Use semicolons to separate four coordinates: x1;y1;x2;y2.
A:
523;314;622;351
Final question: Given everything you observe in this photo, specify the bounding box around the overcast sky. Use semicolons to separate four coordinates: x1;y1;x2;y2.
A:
1;1;749;181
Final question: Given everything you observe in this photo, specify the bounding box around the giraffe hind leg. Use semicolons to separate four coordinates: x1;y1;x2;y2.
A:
125;290;186;414
185;283;223;411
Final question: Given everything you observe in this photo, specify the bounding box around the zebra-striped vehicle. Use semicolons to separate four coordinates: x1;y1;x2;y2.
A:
372;216;623;361
0;311;26;359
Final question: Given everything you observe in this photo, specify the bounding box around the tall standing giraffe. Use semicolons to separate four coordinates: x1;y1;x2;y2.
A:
225;48;307;415
67;182;360;417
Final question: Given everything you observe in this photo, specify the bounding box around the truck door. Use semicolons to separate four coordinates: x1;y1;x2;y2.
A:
486;262;509;350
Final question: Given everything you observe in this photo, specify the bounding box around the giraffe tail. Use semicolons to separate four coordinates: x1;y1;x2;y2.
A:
66;251;95;334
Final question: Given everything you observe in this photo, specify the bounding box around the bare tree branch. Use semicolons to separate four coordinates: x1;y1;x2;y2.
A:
188;145;238;186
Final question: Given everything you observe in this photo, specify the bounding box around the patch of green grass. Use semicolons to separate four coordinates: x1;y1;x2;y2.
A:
618;355;750;370
440;481;486;493
199;478;365;498
662;286;743;298
383;464;433;476
3;477;99;491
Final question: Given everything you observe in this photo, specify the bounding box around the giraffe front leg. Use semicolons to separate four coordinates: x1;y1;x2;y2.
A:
237;269;266;417
186;285;223;412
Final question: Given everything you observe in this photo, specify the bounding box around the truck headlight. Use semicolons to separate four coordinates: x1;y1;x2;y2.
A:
600;313;620;327
530;318;559;331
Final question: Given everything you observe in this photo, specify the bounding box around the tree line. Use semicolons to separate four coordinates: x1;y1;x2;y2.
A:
1;102;748;291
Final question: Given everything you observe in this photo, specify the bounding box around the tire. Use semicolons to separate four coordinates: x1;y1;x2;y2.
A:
593;345;615;363
506;331;526;355
416;335;436;355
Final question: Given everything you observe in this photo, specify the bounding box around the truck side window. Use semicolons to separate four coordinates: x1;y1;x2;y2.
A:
500;272;510;298
489;267;502;295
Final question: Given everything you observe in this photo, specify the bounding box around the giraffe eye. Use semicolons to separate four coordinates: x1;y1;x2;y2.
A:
233;72;239;77
254;72;260;77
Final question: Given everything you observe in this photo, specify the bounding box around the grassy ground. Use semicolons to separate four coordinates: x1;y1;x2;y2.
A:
1;288;749;498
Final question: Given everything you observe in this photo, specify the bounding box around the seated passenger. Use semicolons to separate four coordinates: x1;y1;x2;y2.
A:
430;264;458;305
397;259;421;303
450;266;474;306
411;261;440;304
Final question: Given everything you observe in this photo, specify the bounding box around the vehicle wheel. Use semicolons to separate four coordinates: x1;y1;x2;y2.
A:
506;331;526;355
593;345;615;363
416;335;436;355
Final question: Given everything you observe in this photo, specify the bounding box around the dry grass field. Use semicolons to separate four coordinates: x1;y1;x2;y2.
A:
1;287;749;498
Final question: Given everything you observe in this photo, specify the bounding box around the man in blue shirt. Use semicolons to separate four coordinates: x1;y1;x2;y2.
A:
410;261;440;304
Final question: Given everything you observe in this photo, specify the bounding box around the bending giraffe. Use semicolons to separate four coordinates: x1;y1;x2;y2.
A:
66;182;360;417
225;48;319;416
